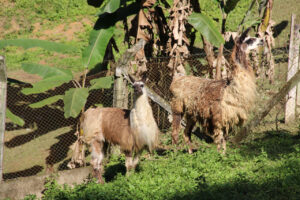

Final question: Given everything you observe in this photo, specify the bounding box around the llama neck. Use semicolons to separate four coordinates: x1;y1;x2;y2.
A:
226;62;256;108
230;46;253;75
130;89;158;152
133;92;152;117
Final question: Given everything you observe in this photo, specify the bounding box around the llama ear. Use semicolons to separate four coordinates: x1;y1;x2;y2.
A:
141;73;147;83
239;27;251;43
128;74;136;83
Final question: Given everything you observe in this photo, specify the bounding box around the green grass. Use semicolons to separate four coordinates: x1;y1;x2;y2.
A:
28;129;300;200
1;0;300;199
3;126;74;175
0;0;97;73
272;0;300;47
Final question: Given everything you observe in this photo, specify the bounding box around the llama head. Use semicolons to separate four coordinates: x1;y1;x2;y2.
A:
232;28;264;71
236;28;264;53
129;74;147;97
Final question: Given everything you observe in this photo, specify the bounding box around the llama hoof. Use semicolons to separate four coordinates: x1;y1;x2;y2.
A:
126;170;134;177
97;178;105;184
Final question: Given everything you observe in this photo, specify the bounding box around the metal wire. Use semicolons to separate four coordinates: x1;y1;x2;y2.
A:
3;48;295;180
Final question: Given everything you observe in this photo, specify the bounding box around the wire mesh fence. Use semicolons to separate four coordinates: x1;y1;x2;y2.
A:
3;47;295;181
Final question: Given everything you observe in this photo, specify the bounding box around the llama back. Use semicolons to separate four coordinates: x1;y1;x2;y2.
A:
81;107;135;152
170;75;227;118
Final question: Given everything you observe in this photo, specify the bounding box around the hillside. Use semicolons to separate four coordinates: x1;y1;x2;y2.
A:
1;0;299;76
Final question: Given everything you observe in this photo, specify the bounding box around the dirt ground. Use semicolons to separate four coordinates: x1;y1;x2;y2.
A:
8;70;42;83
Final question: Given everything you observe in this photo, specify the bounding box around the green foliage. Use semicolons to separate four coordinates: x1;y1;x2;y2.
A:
188;13;225;47
63;88;89;118
0;39;76;54
199;0;255;32
14;0;96;21
82;27;115;70
97;0;121;16
226;0;257;31
21;64;73;95
21;76;72;95
37;132;300;200
89;76;114;91
22;63;73;79
29;95;64;108
6;109;25;126
224;0;241;14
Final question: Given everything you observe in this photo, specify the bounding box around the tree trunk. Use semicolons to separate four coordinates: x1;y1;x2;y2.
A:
202;36;215;78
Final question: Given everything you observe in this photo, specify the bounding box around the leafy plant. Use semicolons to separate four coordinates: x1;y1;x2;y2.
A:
6;109;25;126
0;0;258;122
188;13;225;47
38;132;300;200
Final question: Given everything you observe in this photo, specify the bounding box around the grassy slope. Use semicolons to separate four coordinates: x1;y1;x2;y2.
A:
40;132;300;200
39;1;300;199
0;0;97;72
1;0;299;199
272;0;300;47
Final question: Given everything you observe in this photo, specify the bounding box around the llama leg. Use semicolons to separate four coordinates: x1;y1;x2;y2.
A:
222;139;227;154
172;114;181;144
125;151;133;175
184;119;195;154
171;99;183;145
214;129;225;154
90;139;105;184
132;152;140;171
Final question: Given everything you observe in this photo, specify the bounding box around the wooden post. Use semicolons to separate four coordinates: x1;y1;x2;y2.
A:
111;39;146;155
113;71;128;109
113;39;148;108
285;14;299;123
294;24;300;115
0;55;7;182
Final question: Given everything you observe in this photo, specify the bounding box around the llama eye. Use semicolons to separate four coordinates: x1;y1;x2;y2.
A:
245;39;254;45
140;85;144;88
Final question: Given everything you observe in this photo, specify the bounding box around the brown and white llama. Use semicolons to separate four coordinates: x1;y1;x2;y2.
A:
170;29;264;154
77;75;159;183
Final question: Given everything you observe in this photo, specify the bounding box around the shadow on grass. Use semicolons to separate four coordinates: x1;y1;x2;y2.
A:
238;129;300;160
169;170;300;200
104;163;126;182
4;72;113;179
169;148;300;200
3;165;44;180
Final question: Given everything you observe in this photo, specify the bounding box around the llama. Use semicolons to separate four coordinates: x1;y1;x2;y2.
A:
170;29;263;154
74;75;159;183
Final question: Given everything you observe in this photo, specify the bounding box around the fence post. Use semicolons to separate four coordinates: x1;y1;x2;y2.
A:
112;69;128;156
285;14;299;123
294;24;300;115
0;55;7;182
113;70;128;109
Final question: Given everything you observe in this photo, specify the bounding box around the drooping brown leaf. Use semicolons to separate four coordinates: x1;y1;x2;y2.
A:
167;0;192;77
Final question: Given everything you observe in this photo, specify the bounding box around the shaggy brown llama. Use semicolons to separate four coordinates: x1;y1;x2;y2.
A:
170;29;264;154
69;75;159;183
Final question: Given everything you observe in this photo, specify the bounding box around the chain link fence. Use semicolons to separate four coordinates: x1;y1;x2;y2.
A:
3;48;293;180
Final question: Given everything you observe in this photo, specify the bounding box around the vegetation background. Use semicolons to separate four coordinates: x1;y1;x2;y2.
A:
0;0;300;199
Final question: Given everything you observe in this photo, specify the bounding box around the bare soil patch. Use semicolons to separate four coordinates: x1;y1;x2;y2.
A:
8;70;42;83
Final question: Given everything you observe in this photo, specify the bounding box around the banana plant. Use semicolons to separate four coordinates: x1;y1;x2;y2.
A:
0;0;119;120
0;0;234;122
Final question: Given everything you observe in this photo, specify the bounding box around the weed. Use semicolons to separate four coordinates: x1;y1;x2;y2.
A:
33;129;300;200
